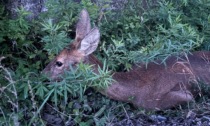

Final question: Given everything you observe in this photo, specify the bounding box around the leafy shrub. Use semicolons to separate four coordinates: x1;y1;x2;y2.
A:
0;0;210;125
100;0;210;70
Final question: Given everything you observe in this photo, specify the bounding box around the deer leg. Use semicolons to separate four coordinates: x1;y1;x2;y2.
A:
158;90;194;109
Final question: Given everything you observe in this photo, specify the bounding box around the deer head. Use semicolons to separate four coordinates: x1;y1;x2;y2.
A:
42;9;100;80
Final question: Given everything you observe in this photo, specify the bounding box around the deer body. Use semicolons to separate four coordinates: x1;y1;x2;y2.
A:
43;9;210;110
82;51;210;109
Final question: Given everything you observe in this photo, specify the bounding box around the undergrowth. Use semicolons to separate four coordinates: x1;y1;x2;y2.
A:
0;0;210;125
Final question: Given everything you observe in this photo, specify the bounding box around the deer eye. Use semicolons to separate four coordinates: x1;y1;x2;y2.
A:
56;61;63;67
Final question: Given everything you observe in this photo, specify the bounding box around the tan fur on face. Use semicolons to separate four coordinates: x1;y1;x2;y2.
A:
42;48;86;80
56;49;85;69
57;49;84;62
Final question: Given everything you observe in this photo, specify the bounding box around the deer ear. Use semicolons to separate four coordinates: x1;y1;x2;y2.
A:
75;9;91;42
78;28;100;56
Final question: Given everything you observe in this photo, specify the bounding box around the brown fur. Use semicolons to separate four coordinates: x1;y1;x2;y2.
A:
42;9;210;110
74;51;210;109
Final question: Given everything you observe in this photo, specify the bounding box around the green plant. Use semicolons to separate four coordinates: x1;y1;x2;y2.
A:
99;0;209;70
41;19;71;55
1;0;210;125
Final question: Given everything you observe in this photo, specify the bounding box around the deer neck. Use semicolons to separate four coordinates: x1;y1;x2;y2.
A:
85;54;103;73
86;55;137;102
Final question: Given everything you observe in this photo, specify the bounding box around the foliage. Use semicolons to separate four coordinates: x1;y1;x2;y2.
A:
40;19;71;55
99;0;210;70
0;0;210;125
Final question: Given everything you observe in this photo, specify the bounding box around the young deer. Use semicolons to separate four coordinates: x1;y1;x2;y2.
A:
43;9;210;110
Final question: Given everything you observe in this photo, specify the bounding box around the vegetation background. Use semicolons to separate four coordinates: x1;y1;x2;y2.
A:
0;0;210;125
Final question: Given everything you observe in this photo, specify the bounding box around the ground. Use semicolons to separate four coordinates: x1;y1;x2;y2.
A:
42;91;210;126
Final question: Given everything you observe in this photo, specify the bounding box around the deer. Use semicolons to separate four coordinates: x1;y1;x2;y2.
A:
42;9;210;110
